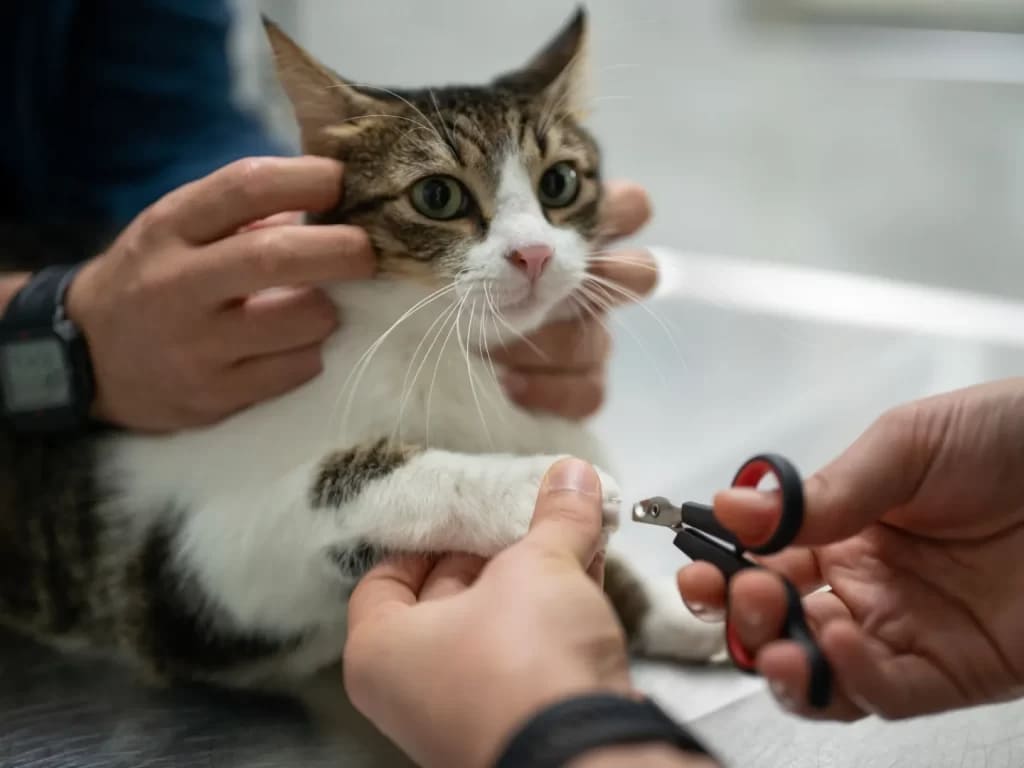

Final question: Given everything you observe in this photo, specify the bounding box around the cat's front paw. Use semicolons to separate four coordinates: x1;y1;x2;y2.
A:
504;457;622;549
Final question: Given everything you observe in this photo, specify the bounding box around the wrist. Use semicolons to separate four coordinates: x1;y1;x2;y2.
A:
569;743;720;768
492;691;715;768
0;274;31;313
0;266;98;433
63;258;100;336
63;259;109;423
477;677;634;768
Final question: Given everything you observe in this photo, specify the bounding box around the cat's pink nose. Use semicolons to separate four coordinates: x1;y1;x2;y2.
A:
506;244;552;282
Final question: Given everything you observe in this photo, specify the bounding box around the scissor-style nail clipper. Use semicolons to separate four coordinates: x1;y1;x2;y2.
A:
632;453;832;709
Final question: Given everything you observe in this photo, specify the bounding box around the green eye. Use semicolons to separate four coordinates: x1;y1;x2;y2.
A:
410;176;471;220
538;162;580;208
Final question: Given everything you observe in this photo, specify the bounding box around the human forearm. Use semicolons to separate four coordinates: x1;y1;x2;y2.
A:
569;743;720;768
0;273;30;313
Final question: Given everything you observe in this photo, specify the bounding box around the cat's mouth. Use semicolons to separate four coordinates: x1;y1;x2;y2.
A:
492;286;542;316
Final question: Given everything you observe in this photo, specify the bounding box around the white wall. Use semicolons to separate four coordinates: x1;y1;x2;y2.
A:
249;0;1024;299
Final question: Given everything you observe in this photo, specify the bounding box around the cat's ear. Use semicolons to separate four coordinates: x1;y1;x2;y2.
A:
494;7;591;119
262;18;390;155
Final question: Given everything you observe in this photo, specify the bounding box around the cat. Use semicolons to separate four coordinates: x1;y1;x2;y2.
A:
0;8;723;690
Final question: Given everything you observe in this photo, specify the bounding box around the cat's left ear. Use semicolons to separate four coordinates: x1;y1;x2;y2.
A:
263;17;392;155
494;7;591;120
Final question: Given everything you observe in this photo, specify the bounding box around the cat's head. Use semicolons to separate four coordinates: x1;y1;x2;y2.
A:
264;10;601;336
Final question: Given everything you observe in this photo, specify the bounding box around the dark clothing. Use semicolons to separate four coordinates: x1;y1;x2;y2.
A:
2;0;287;261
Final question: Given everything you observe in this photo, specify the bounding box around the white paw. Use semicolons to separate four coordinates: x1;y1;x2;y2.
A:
503;457;622;548
635;577;727;663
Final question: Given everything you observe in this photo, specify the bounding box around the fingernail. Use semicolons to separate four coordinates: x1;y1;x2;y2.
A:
770;679;798;711
545;458;600;495
686;602;725;623
714;488;779;545
849;692;878;715
501;372;529;397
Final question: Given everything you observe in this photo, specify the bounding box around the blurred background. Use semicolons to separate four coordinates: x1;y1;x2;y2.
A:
229;3;1024;764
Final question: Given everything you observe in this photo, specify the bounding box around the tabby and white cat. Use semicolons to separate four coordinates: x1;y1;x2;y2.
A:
0;10;723;688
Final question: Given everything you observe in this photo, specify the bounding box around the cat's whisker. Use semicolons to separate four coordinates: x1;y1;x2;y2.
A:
480;285;508;390
391;299;462;443
428;88;459;161
469;297;508;426
585;254;661;273
583;273;682;356
456;298;494;449
574;283;673;388
425;294;467;448
334;283;457;435
335;82;446;147
327;112;436;140
486;300;549;362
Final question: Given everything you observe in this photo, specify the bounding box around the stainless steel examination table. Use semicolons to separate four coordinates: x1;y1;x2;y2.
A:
5;625;1024;768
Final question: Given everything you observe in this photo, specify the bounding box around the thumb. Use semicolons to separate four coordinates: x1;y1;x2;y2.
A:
525;457;605;568
716;406;934;547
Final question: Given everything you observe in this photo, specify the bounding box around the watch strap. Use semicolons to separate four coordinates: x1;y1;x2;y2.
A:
2;264;83;327
0;264;95;432
493;693;714;768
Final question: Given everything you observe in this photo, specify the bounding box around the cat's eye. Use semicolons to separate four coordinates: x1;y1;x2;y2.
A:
538;162;580;209
410;176;471;221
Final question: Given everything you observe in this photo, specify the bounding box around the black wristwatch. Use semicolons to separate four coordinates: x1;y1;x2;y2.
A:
0;265;96;433
494;693;715;768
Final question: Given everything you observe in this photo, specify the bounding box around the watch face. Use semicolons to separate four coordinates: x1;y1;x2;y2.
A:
0;337;72;412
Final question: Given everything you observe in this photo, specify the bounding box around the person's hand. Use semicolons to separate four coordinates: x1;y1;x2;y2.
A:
67;156;375;432
495;180;657;420
343;458;634;768
678;378;1024;721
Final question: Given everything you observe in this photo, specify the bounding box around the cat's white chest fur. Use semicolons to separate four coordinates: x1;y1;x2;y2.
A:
105;280;604;510
95;280;612;681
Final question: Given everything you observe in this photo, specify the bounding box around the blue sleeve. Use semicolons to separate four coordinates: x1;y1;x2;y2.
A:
4;0;292;234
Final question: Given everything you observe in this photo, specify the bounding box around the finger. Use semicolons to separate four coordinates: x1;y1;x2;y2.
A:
418;554;487;601
347;554;435;630
713;407;930;547
750;548;824;595
238;210;306;232
677;547;823;613
587;549;607;587
224;341;325;408
502;370;605;421
597;181;652;243
676;562;727;621
757;640;866;722
195;224;375;304
585;248;658;303
728;571;791;654
218;287;340;360
168;156;346;242
819;620;963;719
749;590;865;721
491;317;610;372
525;458;605;568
